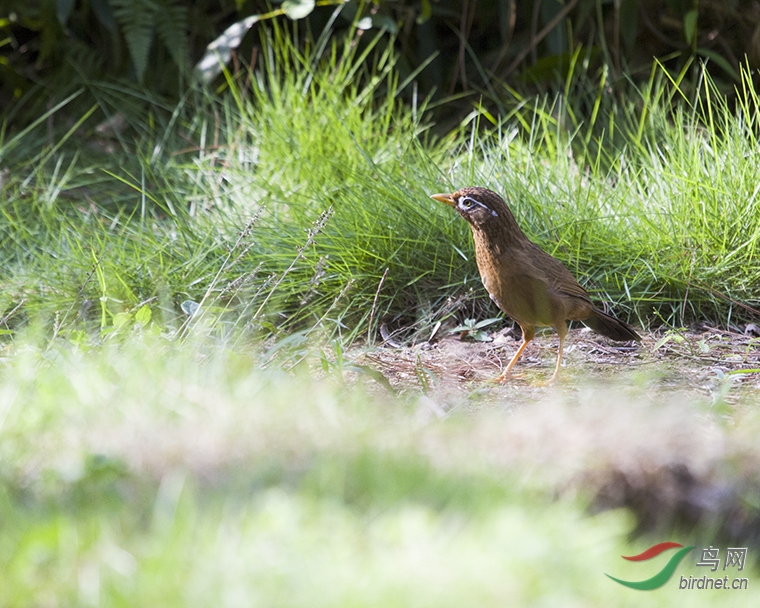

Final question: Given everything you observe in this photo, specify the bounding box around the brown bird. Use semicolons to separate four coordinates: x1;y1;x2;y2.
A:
431;187;640;382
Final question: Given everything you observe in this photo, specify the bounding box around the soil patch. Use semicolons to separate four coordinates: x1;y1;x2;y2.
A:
357;325;760;403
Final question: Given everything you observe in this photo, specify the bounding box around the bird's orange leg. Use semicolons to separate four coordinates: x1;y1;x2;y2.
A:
493;326;534;383
548;322;568;383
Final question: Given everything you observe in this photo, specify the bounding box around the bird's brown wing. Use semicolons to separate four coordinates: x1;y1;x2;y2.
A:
525;243;593;304
527;243;595;320
554;276;592;301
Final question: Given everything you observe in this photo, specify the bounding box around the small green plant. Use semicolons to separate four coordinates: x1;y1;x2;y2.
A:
448;317;502;342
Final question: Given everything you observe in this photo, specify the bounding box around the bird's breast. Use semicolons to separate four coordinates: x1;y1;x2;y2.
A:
473;241;554;326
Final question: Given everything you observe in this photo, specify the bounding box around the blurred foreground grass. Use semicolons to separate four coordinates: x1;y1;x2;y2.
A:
1;335;758;606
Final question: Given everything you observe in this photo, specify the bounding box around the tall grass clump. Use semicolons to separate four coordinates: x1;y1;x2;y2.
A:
175;26;477;342
0;24;478;345
3;27;760;347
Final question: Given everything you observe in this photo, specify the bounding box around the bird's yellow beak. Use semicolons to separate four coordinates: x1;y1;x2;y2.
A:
430;193;455;206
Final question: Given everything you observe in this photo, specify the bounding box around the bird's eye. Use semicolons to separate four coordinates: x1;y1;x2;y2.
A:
458;196;475;209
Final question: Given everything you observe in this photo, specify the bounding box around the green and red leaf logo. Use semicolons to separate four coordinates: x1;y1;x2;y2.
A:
606;542;694;590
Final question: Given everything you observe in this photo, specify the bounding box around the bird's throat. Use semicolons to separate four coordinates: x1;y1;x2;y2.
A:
470;215;526;258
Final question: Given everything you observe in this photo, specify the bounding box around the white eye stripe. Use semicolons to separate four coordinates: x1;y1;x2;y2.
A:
458;195;486;210
458;195;498;217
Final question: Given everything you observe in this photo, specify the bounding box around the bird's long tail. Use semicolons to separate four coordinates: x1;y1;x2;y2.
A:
583;308;641;342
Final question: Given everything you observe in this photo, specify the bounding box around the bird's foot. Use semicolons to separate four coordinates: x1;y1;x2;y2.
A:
489;370;523;384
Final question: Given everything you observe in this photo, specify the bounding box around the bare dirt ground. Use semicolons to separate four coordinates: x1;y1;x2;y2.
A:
357;324;760;403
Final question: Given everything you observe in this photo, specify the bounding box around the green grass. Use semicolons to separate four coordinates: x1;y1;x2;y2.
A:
3;29;760;344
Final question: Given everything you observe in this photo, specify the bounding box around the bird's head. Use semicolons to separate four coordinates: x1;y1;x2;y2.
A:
430;187;510;229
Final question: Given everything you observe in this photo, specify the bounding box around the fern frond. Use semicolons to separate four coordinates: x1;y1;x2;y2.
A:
111;0;158;83
155;0;189;71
